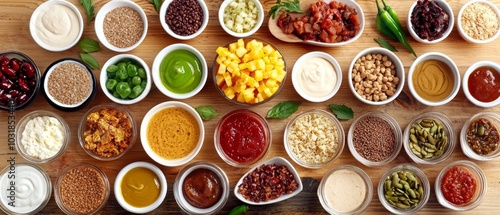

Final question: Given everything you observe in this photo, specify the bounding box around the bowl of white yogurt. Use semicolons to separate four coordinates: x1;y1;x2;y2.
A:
29;0;84;52
15;110;70;163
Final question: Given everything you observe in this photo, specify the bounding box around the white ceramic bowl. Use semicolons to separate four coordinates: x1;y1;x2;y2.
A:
140;101;204;167
152;43;208;99
95;0;148;52
114;162;167;214
408;52;460;106
407;0;454;43
462;61;500;108
457;0;500;44
100;54;151;105
292;51;342;102
159;0;209;40
218;0;264;38
348;47;405;105
30;0;83;52
234;157;303;205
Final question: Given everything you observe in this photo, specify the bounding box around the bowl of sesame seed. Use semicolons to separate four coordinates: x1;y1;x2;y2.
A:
95;0;148;52
457;0;500;44
42;58;96;111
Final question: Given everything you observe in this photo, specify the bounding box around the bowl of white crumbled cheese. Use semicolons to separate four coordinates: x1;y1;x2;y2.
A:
15;110;70;163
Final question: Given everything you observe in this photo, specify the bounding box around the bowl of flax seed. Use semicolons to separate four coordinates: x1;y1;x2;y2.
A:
42;58;96;111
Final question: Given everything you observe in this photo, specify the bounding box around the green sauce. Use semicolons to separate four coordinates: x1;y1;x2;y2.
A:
160;49;202;94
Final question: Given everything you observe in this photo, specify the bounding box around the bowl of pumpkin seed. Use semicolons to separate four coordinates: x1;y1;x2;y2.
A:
402;112;456;165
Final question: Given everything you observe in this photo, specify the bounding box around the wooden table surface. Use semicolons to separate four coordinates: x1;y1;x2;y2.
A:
1;0;500;214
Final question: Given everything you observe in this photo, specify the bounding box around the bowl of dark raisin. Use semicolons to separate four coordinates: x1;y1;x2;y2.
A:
407;0;454;44
159;0;209;40
0;51;40;111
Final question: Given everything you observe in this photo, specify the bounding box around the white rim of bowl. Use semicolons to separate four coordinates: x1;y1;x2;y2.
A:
159;0;209;40
218;0;264;38
407;0;454;44
29;0;84;52
457;0;500;44
460;112;500;161
462;61;500;108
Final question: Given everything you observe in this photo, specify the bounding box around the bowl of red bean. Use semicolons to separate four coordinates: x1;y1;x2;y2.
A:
407;0;454;44
0;51;40;111
159;0;209;40
460;112;500;161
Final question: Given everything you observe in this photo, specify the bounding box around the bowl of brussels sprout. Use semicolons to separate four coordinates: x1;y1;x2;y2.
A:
100;54;151;105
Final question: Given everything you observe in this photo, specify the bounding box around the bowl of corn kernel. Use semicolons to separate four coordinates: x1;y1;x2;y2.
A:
213;38;287;106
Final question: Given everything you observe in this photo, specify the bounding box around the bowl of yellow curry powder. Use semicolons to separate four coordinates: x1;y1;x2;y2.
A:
140;101;205;167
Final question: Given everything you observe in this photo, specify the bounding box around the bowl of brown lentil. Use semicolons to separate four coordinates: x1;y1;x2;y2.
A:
159;0;209;40
348;47;405;105
347;111;402;167
54;162;110;215
284;109;345;168
94;0;148;52
460;112;500;161
457;0;500;44
403;112;456;165
42;58;96;111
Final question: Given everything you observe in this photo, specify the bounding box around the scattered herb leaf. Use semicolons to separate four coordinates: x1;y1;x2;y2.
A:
374;37;398;52
228;204;249;215
195;105;219;120
268;0;304;19
328;104;354;120
266;101;301;119
150;0;163;13
80;0;95;24
78;38;101;53
80;53;99;69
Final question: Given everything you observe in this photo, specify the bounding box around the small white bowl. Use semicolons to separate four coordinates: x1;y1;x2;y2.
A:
218;0;264;38
140;101;204;167
234;157;303;205
114;162;168;214
95;0;148;52
100;54;151;105
29;0;84;52
457;0;500;43
159;0;209;40
407;0;454;43
462;61;500;108
408;52;460;106
292;51;342;102
348;47;405;105
152;43;208;99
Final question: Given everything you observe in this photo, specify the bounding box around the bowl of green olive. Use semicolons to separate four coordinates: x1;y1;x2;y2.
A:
100;54;151;105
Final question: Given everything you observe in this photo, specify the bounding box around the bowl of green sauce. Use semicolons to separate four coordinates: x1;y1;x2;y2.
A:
152;43;207;99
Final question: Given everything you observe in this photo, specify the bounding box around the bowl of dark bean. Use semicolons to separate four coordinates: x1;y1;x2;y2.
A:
159;0;209;40
100;54;151;105
234;157;303;205
0;51;40;111
94;0;148;52
219;0;264;38
348;47;404;105
403;112;456;165
460;112;500;161
408;0;454;44
347;111;402;166
42;58;96;111
457;0;500;44
378;164;430;214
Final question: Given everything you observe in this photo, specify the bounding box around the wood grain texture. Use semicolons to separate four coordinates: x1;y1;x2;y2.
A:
1;0;500;214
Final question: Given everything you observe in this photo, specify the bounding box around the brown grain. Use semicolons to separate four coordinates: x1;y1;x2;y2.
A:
59;165;106;214
48;62;92;105
353;116;396;162
103;6;144;48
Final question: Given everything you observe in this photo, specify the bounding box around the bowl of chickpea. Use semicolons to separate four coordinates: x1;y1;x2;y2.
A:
348;47;405;105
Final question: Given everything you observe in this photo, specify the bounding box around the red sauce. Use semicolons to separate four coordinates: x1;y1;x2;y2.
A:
441;166;477;205
468;66;500;102
182;168;222;208
219;111;267;163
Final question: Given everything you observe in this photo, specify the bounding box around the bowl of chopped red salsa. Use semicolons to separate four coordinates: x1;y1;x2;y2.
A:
460;112;500;161
214;109;271;167
462;61;500;108
435;160;487;211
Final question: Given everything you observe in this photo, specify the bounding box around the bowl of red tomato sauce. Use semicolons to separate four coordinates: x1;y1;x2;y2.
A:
214;109;271;167
463;61;500;108
435;160;487;211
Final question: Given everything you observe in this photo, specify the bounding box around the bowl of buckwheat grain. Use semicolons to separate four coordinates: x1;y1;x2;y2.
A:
159;0;209;40
348;47;405;105
95;0;148;52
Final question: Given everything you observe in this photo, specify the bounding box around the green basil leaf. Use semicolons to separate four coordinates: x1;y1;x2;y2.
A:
329;104;354;120
268;0;303;19
80;0;95;24
195;105;219;120
374;37;398;52
78;38;101;53
150;0;163;13
80;53;99;69
266;101;301;119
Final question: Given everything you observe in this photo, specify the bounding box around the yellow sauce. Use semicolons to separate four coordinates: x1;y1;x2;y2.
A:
147;107;199;159
121;167;160;208
412;59;454;102
296;56;337;98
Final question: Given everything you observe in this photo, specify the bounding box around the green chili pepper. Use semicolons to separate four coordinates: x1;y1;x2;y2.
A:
228;204;248;215
381;0;404;32
376;14;398;41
